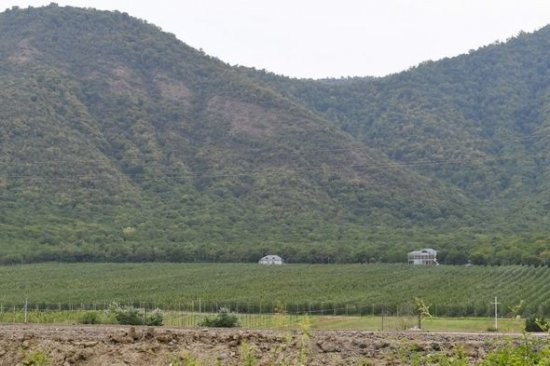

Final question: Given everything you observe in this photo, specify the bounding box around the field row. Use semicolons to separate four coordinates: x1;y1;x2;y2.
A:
0;263;548;316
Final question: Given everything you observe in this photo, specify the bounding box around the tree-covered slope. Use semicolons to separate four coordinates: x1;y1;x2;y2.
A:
0;5;481;264
243;27;550;233
1;5;549;265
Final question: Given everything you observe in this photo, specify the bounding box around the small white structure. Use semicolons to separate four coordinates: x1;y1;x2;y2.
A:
408;248;438;265
258;255;283;265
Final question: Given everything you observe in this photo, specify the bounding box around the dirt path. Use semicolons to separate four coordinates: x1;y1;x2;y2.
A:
0;324;536;365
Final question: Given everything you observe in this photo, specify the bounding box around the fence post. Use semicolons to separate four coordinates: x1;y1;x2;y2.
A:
192;300;195;327
257;301;263;324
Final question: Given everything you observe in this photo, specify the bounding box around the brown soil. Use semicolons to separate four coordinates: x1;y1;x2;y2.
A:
0;324;521;365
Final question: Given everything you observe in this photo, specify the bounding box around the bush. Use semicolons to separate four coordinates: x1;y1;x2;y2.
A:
525;315;546;332
480;337;550;365
21;350;51;366
108;303;163;326
114;306;143;325
79;311;101;324
145;309;163;326
199;308;239;328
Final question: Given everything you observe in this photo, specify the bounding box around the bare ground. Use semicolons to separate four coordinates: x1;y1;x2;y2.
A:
0;324;532;365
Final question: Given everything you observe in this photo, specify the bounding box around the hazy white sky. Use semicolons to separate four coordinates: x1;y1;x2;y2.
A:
3;0;550;78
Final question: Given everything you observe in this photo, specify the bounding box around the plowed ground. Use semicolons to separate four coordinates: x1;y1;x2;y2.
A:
0;324;527;365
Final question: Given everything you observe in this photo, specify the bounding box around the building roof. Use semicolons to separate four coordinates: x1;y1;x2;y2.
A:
408;248;437;256
259;255;283;261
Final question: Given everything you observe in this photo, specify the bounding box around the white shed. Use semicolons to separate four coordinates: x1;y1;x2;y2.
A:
258;255;283;265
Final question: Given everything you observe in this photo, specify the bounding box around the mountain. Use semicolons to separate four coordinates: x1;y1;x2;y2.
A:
242;28;550;218
0;4;548;265
240;27;550;264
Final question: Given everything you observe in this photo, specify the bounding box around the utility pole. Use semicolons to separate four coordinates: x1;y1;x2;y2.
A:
491;296;500;331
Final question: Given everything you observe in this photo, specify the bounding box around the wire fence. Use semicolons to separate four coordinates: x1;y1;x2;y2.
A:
0;303;416;331
0;300;536;332
2;300;546;317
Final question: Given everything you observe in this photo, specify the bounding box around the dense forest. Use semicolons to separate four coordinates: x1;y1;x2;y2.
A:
0;5;549;265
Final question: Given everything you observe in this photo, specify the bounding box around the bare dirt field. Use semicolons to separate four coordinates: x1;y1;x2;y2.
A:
0;324;530;365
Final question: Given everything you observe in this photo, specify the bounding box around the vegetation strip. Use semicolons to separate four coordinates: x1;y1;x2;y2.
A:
1;263;548;317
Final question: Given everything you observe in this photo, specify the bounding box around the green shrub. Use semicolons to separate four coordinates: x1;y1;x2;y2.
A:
108;303;163;326
199;308;239;328
480;337;550;365
20;350;51;366
114;306;143;325
145;309;163;326
525;315;546;332
79;311;101;324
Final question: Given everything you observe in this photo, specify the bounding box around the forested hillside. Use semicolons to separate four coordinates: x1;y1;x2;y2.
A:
244;27;550;203
0;5;548;265
241;27;550;265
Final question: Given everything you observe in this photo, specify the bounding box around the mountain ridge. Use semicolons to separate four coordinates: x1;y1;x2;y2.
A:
0;5;548;265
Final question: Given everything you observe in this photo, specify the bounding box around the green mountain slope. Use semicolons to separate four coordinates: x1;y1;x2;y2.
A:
242;27;550;232
0;5;479;264
1;5;549;265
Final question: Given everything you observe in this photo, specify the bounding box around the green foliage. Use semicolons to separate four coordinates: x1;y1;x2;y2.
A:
413;297;432;329
108;303;163;326
480;336;550;366
405;346;469;366
147;309;164;326
19;350;51;366
525;315;547;332
78;311;101;324
425;348;469;366
199;308;239;328
0;263;549;318
111;305;142;325
240;342;258;366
